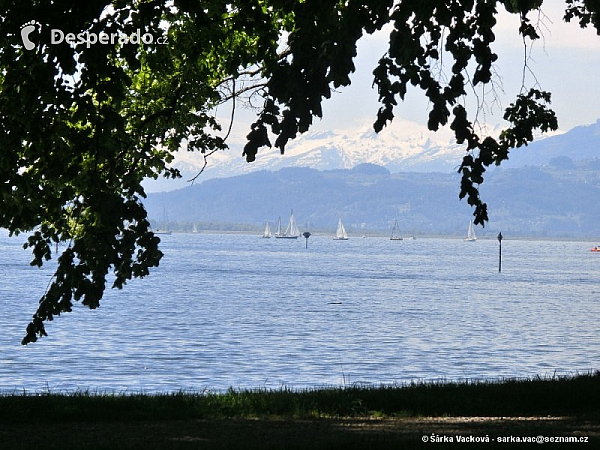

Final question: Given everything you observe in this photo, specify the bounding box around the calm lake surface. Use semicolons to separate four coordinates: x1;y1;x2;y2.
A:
1;230;599;393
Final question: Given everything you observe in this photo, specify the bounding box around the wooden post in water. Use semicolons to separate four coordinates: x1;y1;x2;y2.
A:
303;231;311;249
497;232;503;272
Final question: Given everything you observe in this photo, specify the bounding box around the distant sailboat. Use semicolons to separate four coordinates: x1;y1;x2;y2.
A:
154;206;172;235
262;220;272;238
390;219;403;240
333;217;349;240
275;210;300;239
464;220;477;242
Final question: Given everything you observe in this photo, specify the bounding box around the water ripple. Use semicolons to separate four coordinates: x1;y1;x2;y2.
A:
1;233;599;392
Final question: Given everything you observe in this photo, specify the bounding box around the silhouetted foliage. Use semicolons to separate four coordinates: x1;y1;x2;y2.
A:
1;0;598;342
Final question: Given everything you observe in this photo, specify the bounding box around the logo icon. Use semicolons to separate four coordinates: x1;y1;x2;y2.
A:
21;21;41;51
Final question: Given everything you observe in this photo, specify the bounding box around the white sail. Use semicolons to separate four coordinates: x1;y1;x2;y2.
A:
285;211;300;237
275;211;300;239
333;217;349;240
465;220;477;241
262;220;272;238
390;219;402;240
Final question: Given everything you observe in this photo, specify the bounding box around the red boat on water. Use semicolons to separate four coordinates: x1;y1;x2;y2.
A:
591;246;600;252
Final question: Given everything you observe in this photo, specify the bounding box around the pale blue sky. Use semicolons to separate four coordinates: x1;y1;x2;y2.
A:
316;4;600;134
224;4;600;144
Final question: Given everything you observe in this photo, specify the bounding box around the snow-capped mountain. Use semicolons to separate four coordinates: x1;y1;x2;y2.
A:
144;115;588;193
170;117;470;181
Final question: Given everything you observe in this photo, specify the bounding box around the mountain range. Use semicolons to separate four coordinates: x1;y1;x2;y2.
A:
145;117;477;192
146;117;600;192
143;119;600;238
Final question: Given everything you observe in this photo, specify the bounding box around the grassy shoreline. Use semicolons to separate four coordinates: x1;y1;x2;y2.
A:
2;372;599;448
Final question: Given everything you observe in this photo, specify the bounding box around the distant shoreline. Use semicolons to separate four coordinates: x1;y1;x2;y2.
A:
157;227;600;242
2;225;598;241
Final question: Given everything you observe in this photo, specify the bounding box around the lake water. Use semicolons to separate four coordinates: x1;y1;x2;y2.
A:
1;231;599;393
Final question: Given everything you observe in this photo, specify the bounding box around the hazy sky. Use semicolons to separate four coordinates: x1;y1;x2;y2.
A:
224;4;600;145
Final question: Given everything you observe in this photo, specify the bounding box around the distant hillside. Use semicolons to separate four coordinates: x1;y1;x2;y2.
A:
144;161;600;238
502;119;600;168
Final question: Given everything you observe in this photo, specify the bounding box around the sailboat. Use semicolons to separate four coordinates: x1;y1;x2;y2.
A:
275;210;300;239
154;207;172;235
333;217;349;240
390;219;403;240
464;220;477;242
262;220;272;238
